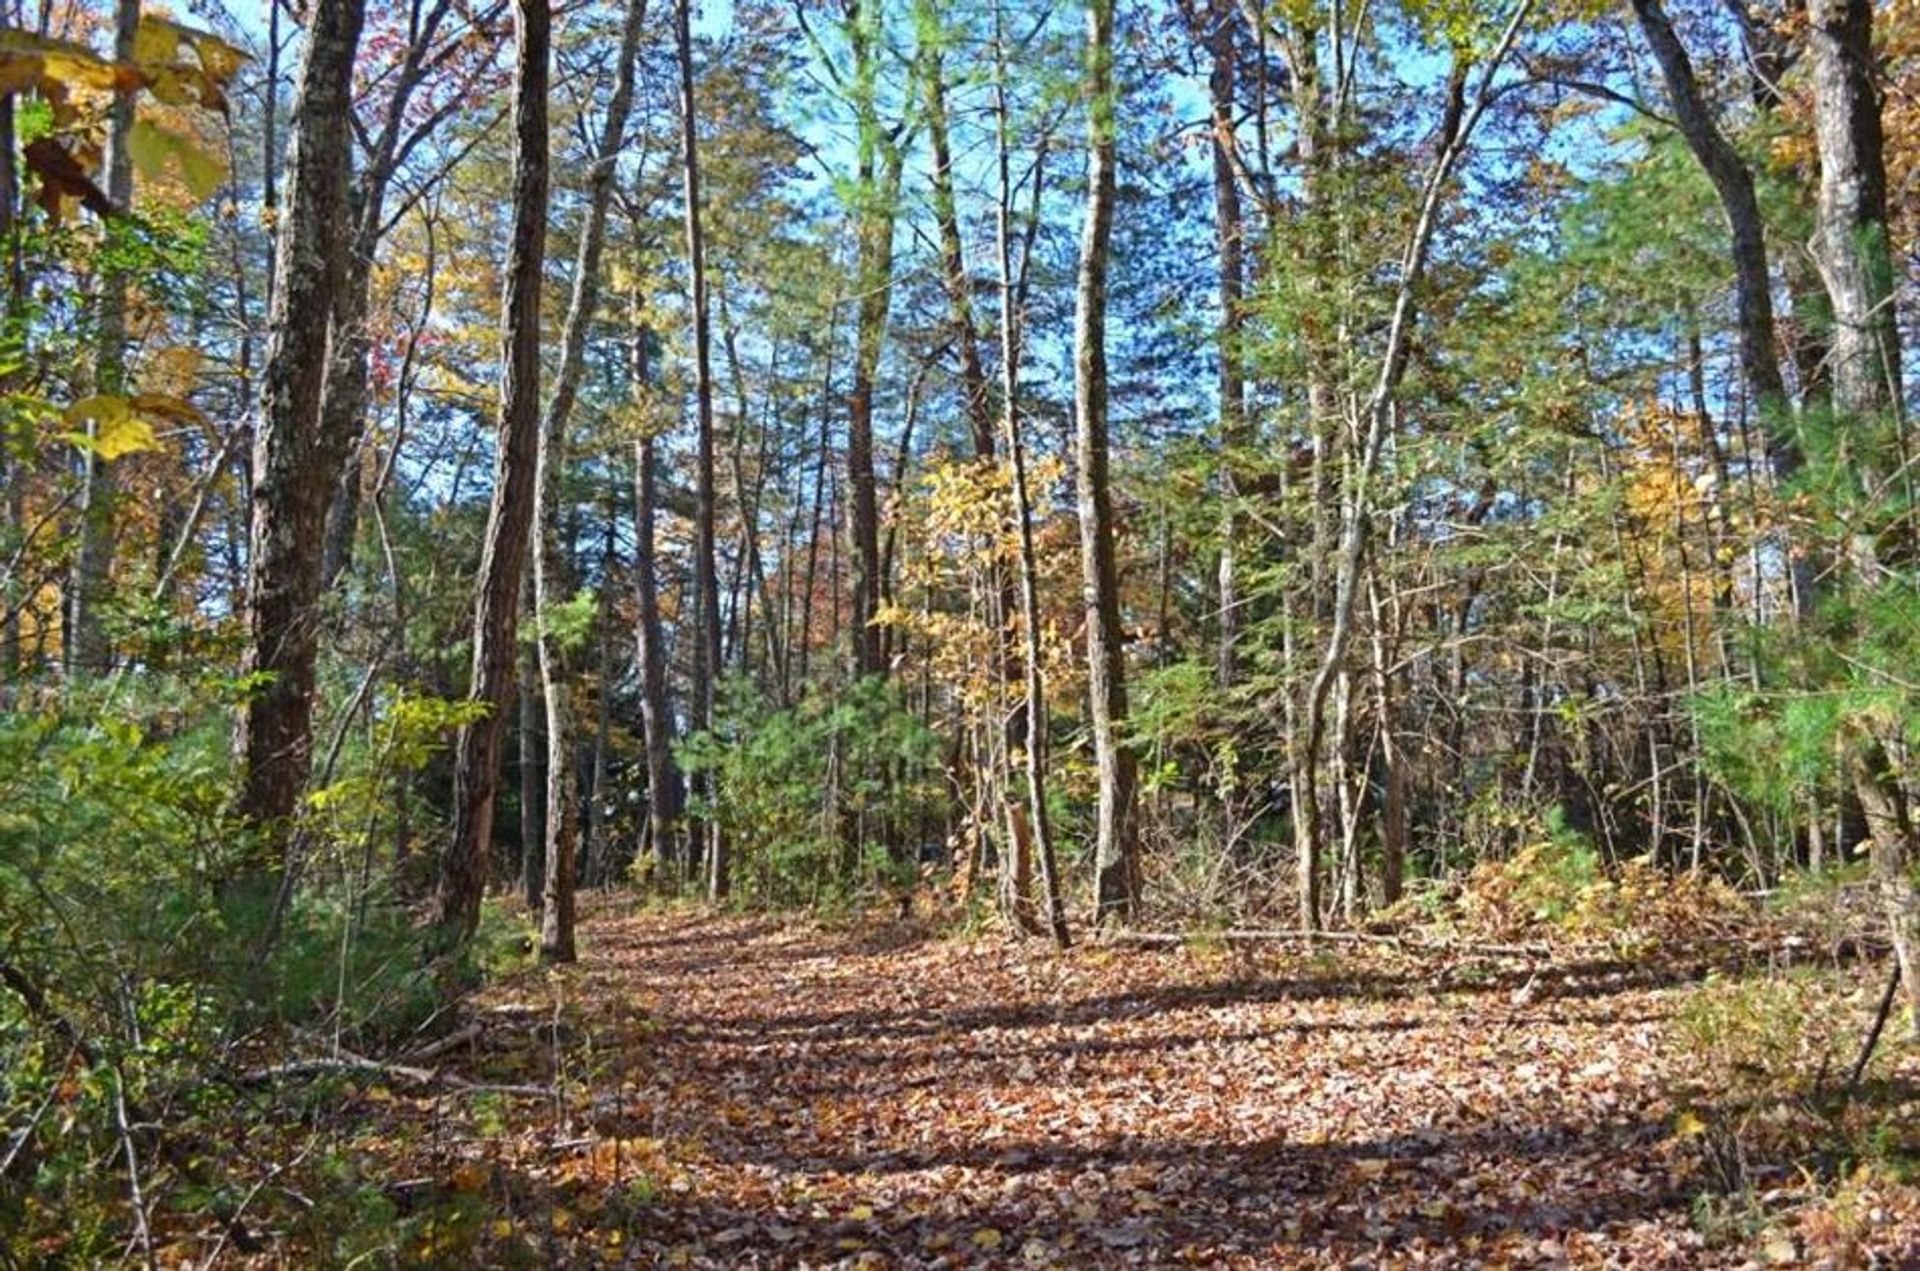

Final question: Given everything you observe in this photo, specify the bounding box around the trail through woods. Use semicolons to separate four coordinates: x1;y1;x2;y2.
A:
300;904;1920;1266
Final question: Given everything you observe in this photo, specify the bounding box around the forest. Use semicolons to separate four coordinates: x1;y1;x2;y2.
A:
3;0;1920;1261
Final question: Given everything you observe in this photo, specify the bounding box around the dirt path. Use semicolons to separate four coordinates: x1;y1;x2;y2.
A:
486;905;1753;1267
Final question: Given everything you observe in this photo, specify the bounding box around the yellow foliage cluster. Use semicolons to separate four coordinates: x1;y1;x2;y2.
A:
1456;841;1754;947
880;452;1083;723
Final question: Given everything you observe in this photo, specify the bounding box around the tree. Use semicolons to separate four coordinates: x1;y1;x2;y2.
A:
532;0;648;964
1805;0;1920;1029
825;0;908;682
630;288;684;883
435;0;550;945
66;0;138;677
234;0;369;883
1076;0;1139;926
677;0;727;900
1627;0;1801;500
319;0;503;593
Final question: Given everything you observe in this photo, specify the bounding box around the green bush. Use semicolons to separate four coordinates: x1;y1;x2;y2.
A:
0;675;476;1255
678;676;948;907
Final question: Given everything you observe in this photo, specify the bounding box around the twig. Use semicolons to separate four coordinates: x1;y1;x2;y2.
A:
1846;960;1902;1096
0;958;96;1064
239;1049;549;1099
197;1133;319;1265
0;1048;72;1180
112;1065;155;1270
399;1021;483;1065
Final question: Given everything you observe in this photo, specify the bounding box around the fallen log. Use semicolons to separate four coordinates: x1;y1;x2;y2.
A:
1103;929;1553;959
239;1045;549;1099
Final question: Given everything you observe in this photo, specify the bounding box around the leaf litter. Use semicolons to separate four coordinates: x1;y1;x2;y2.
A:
226;901;1920;1267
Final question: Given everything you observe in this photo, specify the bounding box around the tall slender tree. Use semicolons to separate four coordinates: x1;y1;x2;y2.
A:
676;0;726;900
841;0;906;682
630;290;683;882
533;0;648;963
67;0;138;676
235;0;369;877
434;0;550;944
1075;0;1139;926
1805;0;1920;1029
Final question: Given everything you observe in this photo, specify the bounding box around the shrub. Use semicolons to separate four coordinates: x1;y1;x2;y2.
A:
678;676;948;908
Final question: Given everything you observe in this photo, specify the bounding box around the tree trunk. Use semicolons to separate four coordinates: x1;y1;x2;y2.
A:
1;93;23;684
1627;0;1796;474
845;0;903;682
518;594;545;908
1807;0;1919;1030
988;0;1067;947
922;16;995;464
318;0;469;594
1288;6;1529;928
1203;0;1247;689
235;0;368;878
533;0;644;962
434;0;549;945
675;0;726;901
67;0;139;677
629;285;683;883
1076;0;1140;927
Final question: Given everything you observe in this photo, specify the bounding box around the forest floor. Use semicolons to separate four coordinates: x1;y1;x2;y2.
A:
237;899;1920;1267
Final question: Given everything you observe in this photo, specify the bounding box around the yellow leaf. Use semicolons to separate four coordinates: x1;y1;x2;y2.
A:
972;1228;1004;1249
63;396;159;459
144;66;197;106
131;16;179;74
194;35;246;82
847;1204;874;1221
489;1219;514;1239
1674;1110;1708;1138
40;46;116;90
126;118;172;185
0;32;114;90
174;137;225;200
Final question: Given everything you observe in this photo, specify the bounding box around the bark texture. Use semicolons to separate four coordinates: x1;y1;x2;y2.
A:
435;0;549;943
235;0;368;863
676;0;727;900
67;0;139;676
1075;0;1140;926
1806;0;1919;1030
535;0;646;963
